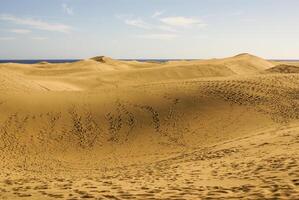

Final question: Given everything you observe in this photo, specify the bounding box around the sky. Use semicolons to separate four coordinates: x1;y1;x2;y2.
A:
0;0;299;59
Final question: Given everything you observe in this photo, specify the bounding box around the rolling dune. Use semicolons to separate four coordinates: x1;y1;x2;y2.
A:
0;54;298;199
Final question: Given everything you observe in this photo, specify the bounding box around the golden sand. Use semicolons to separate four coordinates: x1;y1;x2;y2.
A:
0;53;298;199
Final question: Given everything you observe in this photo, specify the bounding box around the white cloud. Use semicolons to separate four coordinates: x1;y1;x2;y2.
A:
230;11;243;16
152;11;164;18
31;36;48;40
62;3;74;15
125;19;151;29
0;37;15;41
137;33;178;40
0;14;72;33
156;25;177;32
121;14;205;33
122;17;176;32
160;16;205;28
10;29;31;34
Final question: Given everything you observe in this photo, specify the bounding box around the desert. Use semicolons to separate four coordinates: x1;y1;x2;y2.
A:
0;53;298;199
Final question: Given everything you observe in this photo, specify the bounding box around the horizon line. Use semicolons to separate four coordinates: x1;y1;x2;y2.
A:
1;58;299;61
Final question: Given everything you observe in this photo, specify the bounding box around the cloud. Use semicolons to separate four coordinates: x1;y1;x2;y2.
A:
122;17;176;32
120;14;205;33
137;33;178;40
160;16;205;28
156;25;177;32
0;37;15;41
152;11;164;18
10;29;31;34
62;3;74;15
31;36;48;40
0;14;72;33
124;19;151;29
230;11;243;16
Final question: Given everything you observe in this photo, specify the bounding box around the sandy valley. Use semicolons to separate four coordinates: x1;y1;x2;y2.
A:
0;53;299;199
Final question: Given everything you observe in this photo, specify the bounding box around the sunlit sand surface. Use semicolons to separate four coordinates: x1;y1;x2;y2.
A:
0;53;298;199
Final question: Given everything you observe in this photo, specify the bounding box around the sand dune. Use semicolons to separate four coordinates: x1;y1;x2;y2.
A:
0;54;298;199
0;53;274;91
266;64;299;73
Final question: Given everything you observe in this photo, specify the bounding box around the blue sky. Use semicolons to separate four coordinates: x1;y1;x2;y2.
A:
0;0;299;59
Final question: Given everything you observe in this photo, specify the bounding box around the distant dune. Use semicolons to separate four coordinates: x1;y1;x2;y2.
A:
266;64;299;73
0;53;275;91
0;54;298;199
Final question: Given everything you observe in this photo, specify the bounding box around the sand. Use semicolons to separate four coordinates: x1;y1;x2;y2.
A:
0;53;298;199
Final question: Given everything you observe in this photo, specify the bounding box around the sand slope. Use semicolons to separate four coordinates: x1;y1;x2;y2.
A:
0;54;298;199
0;53;274;91
266;64;299;73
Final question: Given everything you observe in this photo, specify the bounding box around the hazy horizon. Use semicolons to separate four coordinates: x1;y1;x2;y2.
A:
1;0;299;59
1;56;299;61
